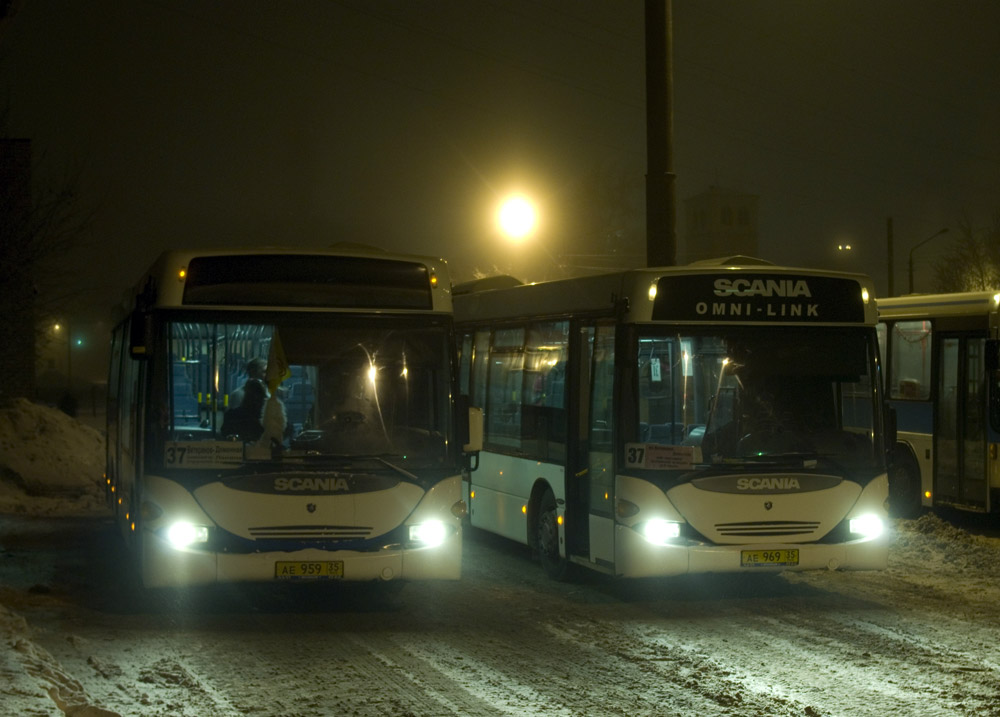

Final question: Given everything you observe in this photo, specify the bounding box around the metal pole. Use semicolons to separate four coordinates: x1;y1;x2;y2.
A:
645;0;675;267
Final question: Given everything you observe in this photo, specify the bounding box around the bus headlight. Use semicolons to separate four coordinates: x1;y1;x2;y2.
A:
165;521;210;549
849;514;884;539
408;520;448;548
640;519;682;545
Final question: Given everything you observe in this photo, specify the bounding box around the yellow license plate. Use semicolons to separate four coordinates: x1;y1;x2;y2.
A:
741;549;799;567
274;561;344;579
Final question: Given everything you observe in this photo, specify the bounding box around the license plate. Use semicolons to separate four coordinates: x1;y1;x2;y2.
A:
740;549;799;567
274;561;344;579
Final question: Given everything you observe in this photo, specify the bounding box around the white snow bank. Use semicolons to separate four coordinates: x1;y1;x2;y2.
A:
0;399;109;517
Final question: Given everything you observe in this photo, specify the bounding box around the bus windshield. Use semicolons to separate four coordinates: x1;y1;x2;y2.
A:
154;314;453;469
635;326;880;470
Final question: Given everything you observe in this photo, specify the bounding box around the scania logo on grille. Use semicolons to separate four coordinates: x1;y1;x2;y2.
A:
737;477;799;491
275;477;350;492
306;503;317;513
692;473;842;494
227;472;402;495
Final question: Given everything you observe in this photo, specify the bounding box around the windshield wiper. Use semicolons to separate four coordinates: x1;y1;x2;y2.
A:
295;452;420;478
712;452;819;468
375;456;420;481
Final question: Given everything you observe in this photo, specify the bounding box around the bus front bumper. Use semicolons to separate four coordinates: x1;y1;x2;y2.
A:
614;525;888;578
140;530;462;588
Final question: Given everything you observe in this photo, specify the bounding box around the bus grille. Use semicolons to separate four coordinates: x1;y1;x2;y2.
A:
714;521;821;538
248;525;373;540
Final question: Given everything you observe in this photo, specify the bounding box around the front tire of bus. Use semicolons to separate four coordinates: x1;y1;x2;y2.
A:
889;447;922;519
536;489;570;581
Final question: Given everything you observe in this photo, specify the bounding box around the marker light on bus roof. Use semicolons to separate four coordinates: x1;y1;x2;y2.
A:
861;288;870;304
648;282;657;301
178;267;187;281
993;293;1000;307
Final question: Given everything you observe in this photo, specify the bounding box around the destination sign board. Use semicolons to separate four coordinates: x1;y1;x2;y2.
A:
650;274;866;323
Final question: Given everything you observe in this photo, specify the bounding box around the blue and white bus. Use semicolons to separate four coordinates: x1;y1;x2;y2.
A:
877;291;1000;516
455;257;891;579
107;246;480;589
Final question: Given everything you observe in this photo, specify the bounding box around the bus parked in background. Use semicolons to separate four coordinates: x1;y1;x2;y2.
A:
877;291;1000;517
107;246;479;589
454;257;891;579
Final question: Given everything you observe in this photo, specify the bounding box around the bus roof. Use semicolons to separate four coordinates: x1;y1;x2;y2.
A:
454;260;877;326
114;245;452;321
876;291;1000;320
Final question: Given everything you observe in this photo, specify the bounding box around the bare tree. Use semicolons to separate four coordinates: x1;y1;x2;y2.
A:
933;212;1000;292
0;138;94;402
556;162;645;275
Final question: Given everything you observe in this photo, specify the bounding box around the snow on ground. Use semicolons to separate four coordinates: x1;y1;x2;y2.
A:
0;398;109;518
2;400;1000;715
1;399;112;715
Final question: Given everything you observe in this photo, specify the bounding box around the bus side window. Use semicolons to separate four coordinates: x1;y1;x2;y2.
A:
890;321;931;400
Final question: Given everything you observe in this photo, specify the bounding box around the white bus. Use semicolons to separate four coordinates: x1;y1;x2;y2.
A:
454;257;891;579
107;246;480;589
876;291;1000;516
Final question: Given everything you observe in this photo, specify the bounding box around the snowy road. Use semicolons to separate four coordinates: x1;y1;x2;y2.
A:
3;513;1000;717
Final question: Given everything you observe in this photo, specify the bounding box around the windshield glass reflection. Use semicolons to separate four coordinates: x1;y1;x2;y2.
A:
635;327;879;469
155;316;452;469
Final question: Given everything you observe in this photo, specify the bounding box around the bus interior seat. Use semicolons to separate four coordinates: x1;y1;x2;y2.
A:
648;423;681;444
682;425;705;446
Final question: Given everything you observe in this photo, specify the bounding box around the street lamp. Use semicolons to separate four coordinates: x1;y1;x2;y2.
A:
495;193;565;281
497;195;537;241
53;320;74;393
908;228;950;293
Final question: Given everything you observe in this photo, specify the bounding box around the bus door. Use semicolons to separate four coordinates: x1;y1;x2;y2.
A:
936;333;988;510
572;321;616;568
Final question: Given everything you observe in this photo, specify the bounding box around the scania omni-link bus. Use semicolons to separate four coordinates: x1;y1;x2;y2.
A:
454;257;891;579
107;246;480;589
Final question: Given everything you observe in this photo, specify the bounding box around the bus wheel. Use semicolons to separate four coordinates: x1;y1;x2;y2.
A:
536;489;569;580
889;450;922;519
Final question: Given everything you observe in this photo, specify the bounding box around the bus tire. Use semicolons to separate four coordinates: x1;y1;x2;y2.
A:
536;488;570;581
889;447;922;519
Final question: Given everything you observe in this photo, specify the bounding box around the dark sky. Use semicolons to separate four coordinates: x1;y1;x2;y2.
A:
2;0;999;322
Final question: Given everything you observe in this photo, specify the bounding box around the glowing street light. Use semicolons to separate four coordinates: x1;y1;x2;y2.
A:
53;320;74;394
497;195;537;241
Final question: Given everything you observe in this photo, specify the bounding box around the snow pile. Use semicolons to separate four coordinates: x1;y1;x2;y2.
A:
0;399;109;517
893;512;1000;576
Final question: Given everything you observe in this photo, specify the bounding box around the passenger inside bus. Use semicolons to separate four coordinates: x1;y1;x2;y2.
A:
230;357;267;408
221;378;266;442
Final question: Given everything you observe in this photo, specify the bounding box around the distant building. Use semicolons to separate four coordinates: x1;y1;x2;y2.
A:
682;186;759;263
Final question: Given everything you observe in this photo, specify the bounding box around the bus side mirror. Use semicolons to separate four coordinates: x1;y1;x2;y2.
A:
464;406;483;454
128;309;152;360
884;405;897;455
456;395;483;454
